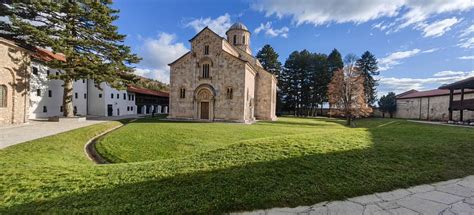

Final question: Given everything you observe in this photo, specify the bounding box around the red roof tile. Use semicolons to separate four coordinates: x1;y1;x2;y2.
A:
127;85;169;97
32;47;66;62
397;89;474;99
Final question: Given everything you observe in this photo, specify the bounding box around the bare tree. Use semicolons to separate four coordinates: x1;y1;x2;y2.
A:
328;55;372;126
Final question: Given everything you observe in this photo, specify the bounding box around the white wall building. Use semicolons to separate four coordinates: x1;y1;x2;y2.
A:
87;82;137;117
29;61;88;119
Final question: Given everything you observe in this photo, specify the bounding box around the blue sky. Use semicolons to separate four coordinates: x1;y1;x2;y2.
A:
112;0;474;98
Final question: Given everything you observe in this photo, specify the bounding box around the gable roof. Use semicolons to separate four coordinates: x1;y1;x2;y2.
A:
32;47;66;62
188;26;224;42
397;89;474;99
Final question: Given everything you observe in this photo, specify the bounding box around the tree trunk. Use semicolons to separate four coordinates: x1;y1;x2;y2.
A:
382;112;385;118
63;78;74;117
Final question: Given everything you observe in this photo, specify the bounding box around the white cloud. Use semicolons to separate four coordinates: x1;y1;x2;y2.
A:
419;17;460;38
185;13;232;37
379;70;474;95
135;32;189;83
433;70;467;77
458;37;474;49
459;55;474;60
379;49;421;71
252;0;474;36
421;48;439;53
460;24;474;37
254;22;289;38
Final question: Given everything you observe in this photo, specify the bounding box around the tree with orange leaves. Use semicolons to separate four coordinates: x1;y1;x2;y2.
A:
328;54;372;126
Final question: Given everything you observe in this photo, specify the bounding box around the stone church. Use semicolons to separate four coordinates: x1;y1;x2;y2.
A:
168;22;277;123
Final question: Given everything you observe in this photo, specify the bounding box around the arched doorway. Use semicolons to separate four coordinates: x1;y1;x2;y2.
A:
194;85;215;120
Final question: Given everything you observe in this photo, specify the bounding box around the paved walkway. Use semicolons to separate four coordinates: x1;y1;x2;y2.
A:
0;115;139;149
234;176;474;215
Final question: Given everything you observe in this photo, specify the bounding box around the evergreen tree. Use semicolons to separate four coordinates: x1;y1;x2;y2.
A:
327;49;344;74
356;51;379;106
256;44;282;77
1;1;140;117
256;44;283;114
378;92;397;118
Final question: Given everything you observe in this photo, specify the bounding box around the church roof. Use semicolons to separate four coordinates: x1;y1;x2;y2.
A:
229;22;249;31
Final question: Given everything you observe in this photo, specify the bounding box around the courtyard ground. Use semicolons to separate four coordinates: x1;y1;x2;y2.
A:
0;117;473;213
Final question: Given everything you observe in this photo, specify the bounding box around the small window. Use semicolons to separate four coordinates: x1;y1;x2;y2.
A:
127;106;130;111
84;93;87;99
128;94;131;100
111;93;114;99
47;70;50;76
116;93;119;99
43;106;47;113
204;45;209;55
123;93;126;100
56;71;59;76
60;106;63;112
36;89;41;96
75;92;78;99
48;90;52;97
233;35;237;45
32;67;38;75
242;35;245;44
0;85;6;107
74;106;77;115
180;88;186;99
99;93;102;98
226;87;233;99
131;106;134;111
132;95;134;101
82;80;85;84
202;64;210;79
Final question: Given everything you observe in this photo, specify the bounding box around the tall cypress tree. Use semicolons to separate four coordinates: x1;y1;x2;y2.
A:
356;51;379;105
1;1;140;117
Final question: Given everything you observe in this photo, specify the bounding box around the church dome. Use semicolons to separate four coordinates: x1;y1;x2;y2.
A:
228;22;249;32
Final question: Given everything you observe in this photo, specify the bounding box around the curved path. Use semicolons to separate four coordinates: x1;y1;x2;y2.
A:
84;118;138;164
233;176;474;215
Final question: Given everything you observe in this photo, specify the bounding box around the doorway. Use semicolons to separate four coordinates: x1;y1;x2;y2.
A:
200;102;209;119
107;104;113;116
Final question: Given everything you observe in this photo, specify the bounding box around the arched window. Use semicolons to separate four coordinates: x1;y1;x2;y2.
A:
233;35;237;45
242;35;245;44
204;45;209;55
202;64;210;79
0;85;6;107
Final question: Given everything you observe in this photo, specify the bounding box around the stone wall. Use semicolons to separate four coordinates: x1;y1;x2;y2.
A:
169;28;247;121
0;39;30;125
395;93;474;121
254;68;277;120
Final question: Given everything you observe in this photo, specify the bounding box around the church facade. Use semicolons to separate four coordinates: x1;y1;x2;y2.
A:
168;23;277;123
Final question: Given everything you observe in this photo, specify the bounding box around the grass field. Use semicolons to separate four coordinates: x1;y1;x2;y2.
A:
1;117;473;214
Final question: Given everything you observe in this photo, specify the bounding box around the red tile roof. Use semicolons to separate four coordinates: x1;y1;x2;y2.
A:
396;89;418;98
31;47;66;62
127;85;169;97
397;89;474;99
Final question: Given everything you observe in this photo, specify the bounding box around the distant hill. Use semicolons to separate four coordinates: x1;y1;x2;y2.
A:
134;76;169;92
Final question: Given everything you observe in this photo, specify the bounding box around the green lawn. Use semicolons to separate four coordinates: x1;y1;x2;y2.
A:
1;117;473;214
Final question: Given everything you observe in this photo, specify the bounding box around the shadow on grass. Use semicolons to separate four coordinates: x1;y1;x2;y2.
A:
3;119;474;214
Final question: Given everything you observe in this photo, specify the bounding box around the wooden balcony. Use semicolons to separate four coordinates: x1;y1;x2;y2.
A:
451;99;474;111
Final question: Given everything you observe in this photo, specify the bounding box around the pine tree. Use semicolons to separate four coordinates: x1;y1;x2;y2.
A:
1;1;140;117
327;49;344;74
256;44;283;114
356;51;379;106
256;44;282;77
378;92;397;118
